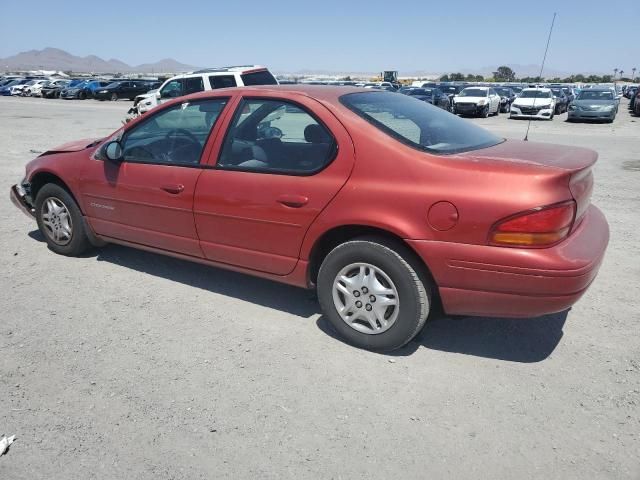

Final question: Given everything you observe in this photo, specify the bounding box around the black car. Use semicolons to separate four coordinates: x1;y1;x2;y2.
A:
550;88;569;114
94;80;156;101
405;87;451;110
41;80;76;98
435;83;468;102
494;87;516;113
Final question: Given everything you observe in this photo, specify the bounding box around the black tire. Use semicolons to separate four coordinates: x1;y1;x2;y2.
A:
79;91;87;100
317;237;431;352
481;106;489;118
35;183;91;256
110;93;118;101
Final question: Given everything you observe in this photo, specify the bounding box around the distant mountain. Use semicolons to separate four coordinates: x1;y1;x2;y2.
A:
0;47;197;73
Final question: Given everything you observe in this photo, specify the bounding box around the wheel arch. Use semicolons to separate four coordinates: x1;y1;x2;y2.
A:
29;171;84;214
306;224;437;291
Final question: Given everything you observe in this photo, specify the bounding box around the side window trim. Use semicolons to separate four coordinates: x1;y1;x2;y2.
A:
214;96;338;177
119;98;230;168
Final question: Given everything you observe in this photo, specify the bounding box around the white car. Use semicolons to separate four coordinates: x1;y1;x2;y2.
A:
510;88;556;120
452;86;501;117
11;79;47;96
22;79;51;97
137;65;277;115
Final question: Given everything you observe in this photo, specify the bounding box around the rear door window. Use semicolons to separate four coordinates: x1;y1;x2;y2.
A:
209;75;237;89
240;70;278;86
184;77;205;95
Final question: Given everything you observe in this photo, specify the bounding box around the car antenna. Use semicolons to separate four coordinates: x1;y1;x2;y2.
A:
524;12;557;141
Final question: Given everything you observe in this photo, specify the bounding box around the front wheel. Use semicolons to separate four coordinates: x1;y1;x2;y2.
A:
481;106;489;118
35;184;91;256
110;93;118;101
317;238;431;352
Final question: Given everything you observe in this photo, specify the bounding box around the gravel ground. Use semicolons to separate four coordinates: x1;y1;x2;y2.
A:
1;96;638;479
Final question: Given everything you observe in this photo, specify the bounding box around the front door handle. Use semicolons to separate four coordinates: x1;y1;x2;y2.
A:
277;194;309;208
161;184;184;194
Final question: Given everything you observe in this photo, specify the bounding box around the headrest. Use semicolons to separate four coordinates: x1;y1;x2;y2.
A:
304;124;330;143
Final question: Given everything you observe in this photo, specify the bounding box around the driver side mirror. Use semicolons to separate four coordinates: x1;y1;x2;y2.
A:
104;141;123;163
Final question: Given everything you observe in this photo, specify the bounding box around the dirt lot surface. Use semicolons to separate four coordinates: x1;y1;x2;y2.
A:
1;96;639;479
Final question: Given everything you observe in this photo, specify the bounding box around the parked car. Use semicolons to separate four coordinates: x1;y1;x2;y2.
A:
0;78;30;96
550;88;569;114
510;88;556;120
562;87;576;103
452;86;501;117
140;66;278;112
41;79;72;98
493;87;516;113
568;89;618;123
9;86;609;351
93;80;156;101
60;80;111;99
628;87;639;110
633;89;640;115
21;79;51;97
404;87;451;110
435;83;468;102
623;85;637;99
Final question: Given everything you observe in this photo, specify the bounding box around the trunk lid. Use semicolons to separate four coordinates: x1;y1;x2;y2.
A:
460;139;596;225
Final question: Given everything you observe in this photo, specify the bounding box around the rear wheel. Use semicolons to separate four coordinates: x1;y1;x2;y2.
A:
317;237;431;352
35;184;91;256
79;91;87;100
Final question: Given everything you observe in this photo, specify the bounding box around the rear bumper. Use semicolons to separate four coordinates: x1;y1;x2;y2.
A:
10;184;35;219
408;205;609;318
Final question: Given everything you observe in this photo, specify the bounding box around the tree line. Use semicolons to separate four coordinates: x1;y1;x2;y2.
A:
438;66;635;83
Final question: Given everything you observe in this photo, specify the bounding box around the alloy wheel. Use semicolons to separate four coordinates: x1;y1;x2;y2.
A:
41;197;73;245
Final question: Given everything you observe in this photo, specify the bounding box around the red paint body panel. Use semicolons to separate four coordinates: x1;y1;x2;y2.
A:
17;86;610;320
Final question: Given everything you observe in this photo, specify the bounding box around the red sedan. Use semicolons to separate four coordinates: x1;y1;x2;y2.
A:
10;86;609;351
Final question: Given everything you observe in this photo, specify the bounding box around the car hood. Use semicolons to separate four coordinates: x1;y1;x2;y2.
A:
458;139;597;172
513;98;553;106
43;138;101;154
454;96;486;102
573;99;616;107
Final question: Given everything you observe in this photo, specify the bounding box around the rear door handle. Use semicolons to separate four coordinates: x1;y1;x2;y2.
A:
161;184;185;194
277;194;309;208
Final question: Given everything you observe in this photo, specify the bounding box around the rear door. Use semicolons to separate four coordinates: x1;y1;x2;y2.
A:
194;95;354;275
80;98;230;256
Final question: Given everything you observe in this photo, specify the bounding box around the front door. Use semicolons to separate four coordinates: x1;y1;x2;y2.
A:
80;97;230;257
194;96;354;275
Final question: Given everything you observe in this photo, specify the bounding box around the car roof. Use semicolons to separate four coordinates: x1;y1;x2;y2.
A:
182;85;374;105
522;87;551;92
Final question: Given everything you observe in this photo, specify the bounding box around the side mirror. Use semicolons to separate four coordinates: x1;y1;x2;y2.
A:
156;91;162;99
104;141;123;162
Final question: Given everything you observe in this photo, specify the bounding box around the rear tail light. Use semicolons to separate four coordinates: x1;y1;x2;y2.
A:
489;201;576;247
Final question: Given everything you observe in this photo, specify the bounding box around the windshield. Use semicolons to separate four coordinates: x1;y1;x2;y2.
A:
519;90;551;99
458;88;487;97
340;91;502;155
577;90;614;100
5;80;22;87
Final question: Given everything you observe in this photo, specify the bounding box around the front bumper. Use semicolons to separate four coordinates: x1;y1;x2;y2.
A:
10;183;35;219
510;105;554;119
568;109;615;120
454;103;486;115
408;205;609;318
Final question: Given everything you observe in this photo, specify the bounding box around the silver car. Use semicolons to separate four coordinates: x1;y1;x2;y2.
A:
567;89;618;123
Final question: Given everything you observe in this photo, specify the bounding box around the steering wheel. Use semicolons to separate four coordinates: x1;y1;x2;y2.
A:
165;128;200;145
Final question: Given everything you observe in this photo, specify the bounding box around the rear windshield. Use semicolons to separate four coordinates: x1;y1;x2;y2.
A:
340;91;502;155
240;70;278;86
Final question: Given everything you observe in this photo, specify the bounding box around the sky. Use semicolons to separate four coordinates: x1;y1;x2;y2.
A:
1;0;638;75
